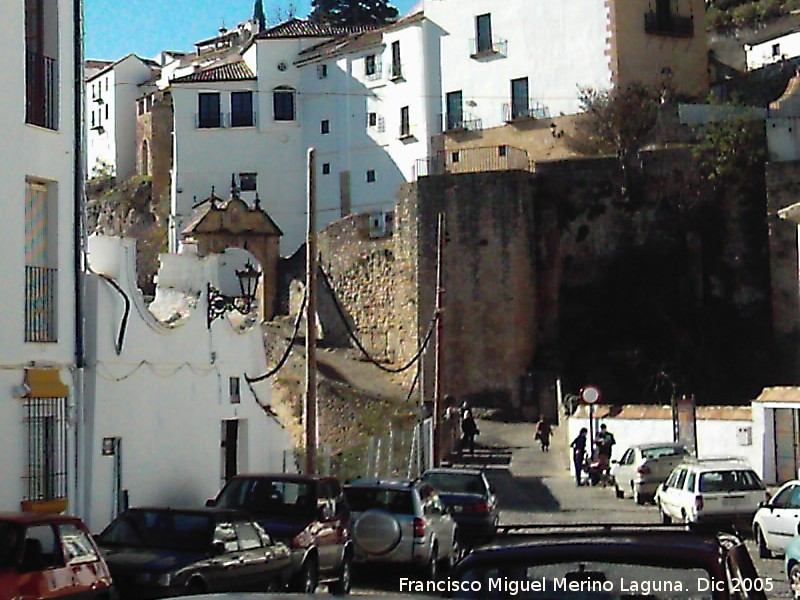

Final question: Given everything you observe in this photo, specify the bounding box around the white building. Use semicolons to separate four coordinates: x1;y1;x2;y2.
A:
82;236;292;531
0;0;80;516
745;30;800;71
86;54;159;180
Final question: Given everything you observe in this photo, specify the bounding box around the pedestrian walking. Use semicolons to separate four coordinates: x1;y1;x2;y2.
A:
534;416;552;452
461;408;479;455
570;428;588;486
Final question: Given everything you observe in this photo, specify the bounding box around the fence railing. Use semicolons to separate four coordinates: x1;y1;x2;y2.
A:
469;37;508;58
26;52;58;130
415;146;533;179
25;266;57;343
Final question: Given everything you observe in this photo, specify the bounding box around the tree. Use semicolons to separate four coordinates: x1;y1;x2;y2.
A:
253;0;266;30
310;0;399;27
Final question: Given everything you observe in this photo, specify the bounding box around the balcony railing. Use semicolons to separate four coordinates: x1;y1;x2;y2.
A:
390;62;404;81
443;112;483;133
502;101;551;122
25;266;57;343
26;52;59;130
644;11;694;38
414;145;532;179
469;37;508;58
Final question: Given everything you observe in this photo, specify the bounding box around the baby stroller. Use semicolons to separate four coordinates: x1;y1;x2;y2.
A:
586;452;611;487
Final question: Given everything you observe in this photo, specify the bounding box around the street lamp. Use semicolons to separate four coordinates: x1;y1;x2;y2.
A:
207;261;262;327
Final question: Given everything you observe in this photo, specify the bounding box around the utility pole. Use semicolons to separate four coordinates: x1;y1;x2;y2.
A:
432;212;446;466
305;148;318;475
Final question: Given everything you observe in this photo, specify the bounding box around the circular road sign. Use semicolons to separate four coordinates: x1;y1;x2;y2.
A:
580;386;601;405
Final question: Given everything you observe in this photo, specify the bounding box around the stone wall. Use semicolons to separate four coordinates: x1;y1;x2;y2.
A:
767;161;800;339
136;92;173;205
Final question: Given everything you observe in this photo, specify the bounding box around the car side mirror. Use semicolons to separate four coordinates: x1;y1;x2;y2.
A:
205;498;217;508
611;460;619;464
211;541;226;556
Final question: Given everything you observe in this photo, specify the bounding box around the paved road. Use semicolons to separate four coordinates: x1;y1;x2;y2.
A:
351;418;793;597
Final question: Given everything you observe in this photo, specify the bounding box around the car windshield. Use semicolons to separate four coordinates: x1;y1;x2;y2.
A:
0;521;23;568
422;473;487;495
344;488;414;515
98;511;213;551
453;561;718;599
699;470;764;492
215;478;317;516
641;446;688;460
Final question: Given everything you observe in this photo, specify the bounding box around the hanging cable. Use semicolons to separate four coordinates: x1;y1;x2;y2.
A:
318;264;437;373
245;290;307;383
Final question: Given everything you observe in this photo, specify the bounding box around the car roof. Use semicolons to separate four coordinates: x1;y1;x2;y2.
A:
684;462;755;472
123;506;248;520
229;473;335;484
633;442;687;450
344;479;417;491
423;468;483;477
0;512;85;526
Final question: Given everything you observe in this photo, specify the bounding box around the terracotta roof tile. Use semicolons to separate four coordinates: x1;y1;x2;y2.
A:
754;386;800;403
573;404;751;421
172;61;256;83
257;18;374;39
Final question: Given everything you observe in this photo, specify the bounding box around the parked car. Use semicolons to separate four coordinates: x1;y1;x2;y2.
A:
95;507;292;599
610;442;690;504
783;533;800;597
753;479;800;558
343;479;459;580
447;524;769;599
207;473;352;594
420;467;498;544
656;458;769;528
0;512;115;600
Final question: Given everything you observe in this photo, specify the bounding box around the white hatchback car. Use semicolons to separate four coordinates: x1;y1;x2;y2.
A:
656;459;768;528
752;479;800;558
611;442;690;505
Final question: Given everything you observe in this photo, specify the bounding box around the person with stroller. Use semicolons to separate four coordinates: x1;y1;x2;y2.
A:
534;416;552;452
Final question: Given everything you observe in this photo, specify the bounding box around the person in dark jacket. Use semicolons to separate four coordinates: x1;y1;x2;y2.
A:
570;428;588;486
535;417;552;452
461;409;479;455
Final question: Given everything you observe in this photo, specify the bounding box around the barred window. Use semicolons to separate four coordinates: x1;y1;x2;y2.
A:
23;397;68;502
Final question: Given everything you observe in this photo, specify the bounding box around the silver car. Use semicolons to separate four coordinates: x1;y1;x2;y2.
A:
343;479;459;581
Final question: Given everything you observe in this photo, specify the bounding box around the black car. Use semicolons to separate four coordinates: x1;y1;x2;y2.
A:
447;524;769;599
421;468;498;545
95;507;292;599
207;473;352;594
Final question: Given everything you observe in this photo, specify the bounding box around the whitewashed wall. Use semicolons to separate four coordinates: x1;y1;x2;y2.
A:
566;409;761;479
82;236;292;531
0;0;78;513
423;0;611;122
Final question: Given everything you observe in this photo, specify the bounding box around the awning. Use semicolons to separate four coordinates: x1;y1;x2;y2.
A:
24;368;69;398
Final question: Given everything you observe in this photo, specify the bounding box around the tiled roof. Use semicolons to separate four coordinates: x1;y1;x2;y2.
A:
257;18;375;39
172;61;256;83
573;404;752;421
754;386;800;403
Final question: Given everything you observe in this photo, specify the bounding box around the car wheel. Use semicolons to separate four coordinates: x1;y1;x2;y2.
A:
633;488;646;506
755;525;773;559
614;484;624;499
184;578;207;595
449;537;461;570
422;544;438;581
790;563;800;599
329;553;352;596
293;556;319;593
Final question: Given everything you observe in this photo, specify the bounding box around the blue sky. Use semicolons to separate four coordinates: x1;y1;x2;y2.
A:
84;0;418;60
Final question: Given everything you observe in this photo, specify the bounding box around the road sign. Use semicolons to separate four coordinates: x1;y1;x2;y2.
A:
580;386;601;405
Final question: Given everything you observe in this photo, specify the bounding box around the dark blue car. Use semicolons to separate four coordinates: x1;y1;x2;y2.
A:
95;507;292;599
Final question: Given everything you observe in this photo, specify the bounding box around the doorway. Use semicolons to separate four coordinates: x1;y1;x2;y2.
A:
222;420;239;483
774;408;800;483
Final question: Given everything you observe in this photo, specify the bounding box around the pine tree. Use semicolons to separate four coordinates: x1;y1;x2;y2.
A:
253;0;266;30
310;0;399;27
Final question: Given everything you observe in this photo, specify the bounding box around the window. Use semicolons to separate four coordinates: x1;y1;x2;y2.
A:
511;77;530;120
90;111;95;128
322;163;331;175
368;112;377;127
366;170;376;183
451;151;460;164
230;91;254;127
137;99;144;116
24;397;68;501
364;54;377;77
25;0;59;130
105;78;108;91
476;13;493;53
498;145;507;157
446;90;463;130
273;87;295;121
321;119;330;134
773;43;781;57
391;41;402;79
400;106;410;137
140;140;150;176
60;524;100;565
235;522;262;550
198;92;221;128
239;173;257;192
675;469;688;490
105;104;109;120
317;64;328;79
23;525;64;569
229;377;241;403
686;472;696;492
25;180;57;342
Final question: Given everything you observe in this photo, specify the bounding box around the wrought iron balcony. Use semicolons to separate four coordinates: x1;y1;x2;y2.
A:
502;101;551;123
25;266;57;343
469;37;508;59
25;52;59;130
443;112;483;133
644;11;694;38
414;145;533;179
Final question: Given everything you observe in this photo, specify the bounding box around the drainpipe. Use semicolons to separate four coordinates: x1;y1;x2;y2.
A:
73;0;87;519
